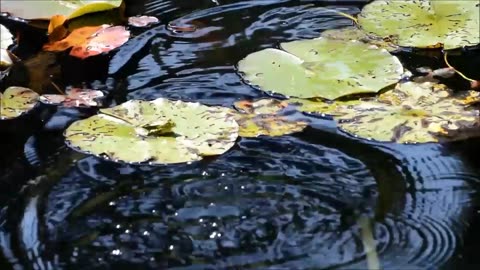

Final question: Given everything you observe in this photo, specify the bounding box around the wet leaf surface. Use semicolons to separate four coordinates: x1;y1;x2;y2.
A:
230;99;308;137
0;0;122;20
0;86;39;120
320;26;399;52
43;24;130;59
238;38;403;99
358;0;480;49
64;98;239;164
294;82;480;143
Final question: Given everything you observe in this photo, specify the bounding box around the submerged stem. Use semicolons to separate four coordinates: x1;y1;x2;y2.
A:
443;51;475;83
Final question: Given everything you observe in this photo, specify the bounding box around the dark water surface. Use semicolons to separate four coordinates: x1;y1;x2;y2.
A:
2;0;480;269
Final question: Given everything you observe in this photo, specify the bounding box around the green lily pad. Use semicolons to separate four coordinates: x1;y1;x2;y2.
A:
237;38;403;100
0;0;122;20
320;26;399;52
295;82;480;143
230;99;308;137
64;98;239;164
357;0;480;50
0;87;39;120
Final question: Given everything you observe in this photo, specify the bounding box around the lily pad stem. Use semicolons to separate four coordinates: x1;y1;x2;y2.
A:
443;51;475;83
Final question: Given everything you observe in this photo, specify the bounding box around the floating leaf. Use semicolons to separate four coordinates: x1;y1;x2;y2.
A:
357;0;480;50
39;88;104;107
0;0;122;20
128;16;159;27
230;99;308;137
295;82;480;143
289;97;362;117
320;26;399;52
0;87;39;120
43;24;130;59
237;38;403;100
64;98;239;164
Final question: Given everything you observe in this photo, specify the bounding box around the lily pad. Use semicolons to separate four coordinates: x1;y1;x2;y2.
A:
295;82;480;143
320;26;399;52
230;99;308;137
357;0;480;50
237;38;403;100
64;98;239;164
0;87;39;120
0;0;122;20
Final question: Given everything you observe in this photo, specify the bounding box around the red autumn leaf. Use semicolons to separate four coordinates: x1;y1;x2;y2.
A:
39;88;104;107
43;24;130;59
128;16;159;27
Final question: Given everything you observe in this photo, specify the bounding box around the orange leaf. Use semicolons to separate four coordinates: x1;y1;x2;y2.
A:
43;24;130;59
48;15;68;42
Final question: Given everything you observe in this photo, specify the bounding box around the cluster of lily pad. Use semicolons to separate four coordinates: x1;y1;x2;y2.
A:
2;0;480;165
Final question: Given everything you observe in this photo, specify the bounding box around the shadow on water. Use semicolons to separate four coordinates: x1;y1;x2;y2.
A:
1;0;480;269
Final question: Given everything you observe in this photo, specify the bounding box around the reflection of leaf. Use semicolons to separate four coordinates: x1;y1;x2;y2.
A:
238;38;403;100
128;16;159;27
0;87;39;120
230;99;308;137
0;0;122;20
39;88;104;107
358;0;480;50
64;98;239;164
295;82;480;143
43;24;130;59
320;26;399;52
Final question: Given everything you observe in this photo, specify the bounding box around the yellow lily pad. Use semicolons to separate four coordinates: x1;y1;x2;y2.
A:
230;99;308;137
294;82;480;143
357;0;480;50
0;87;39;120
64;98;239;164
237;38;403;100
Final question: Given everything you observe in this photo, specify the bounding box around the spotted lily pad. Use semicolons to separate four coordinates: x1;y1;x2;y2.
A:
357;0;480;50
230;99;308;137
64;98;239;164
295;82;480;143
237;38;403;100
320;26;399;52
0;87;39;120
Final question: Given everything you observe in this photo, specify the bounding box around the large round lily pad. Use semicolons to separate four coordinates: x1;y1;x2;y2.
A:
230;99;308;137
357;0;480;50
237;38;403;100
293;82;480;143
64;98;239;164
0;87;39;120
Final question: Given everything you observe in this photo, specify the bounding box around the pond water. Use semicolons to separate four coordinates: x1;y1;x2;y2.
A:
1;0;480;269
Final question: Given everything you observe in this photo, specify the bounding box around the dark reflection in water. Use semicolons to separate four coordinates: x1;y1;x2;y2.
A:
2;0;480;269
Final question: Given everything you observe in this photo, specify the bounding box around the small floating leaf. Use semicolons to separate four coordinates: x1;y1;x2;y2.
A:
0;87;39;120
43;24;130;59
39;88;104;107
296;82;480;143
64;98;239;164
128;16;159;27
237;38;403;100
230;99;308;137
357;0;480;50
